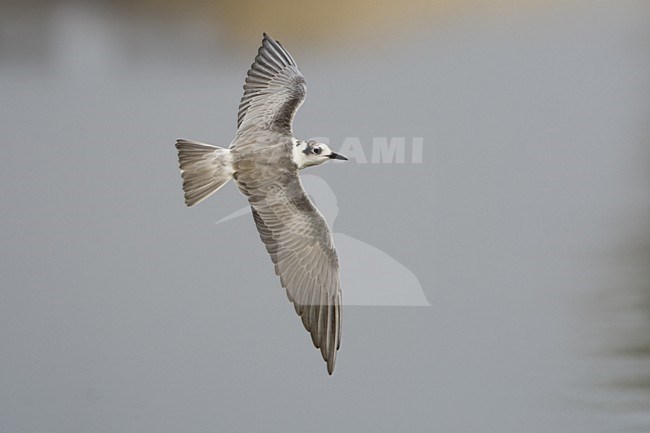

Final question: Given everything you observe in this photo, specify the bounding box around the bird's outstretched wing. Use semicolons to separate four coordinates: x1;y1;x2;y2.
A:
238;170;341;374
236;33;307;134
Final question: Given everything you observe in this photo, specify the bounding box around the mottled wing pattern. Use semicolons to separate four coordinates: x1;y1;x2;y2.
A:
236;33;306;134
235;162;341;374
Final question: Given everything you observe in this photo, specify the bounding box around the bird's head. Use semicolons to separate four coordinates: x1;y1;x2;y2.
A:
292;139;348;169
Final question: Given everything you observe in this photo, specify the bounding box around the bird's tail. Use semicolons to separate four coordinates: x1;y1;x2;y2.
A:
175;139;234;207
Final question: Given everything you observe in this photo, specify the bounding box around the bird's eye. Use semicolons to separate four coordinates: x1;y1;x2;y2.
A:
313;147;322;155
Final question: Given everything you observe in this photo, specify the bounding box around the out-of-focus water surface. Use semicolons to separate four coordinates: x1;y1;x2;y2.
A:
1;1;649;432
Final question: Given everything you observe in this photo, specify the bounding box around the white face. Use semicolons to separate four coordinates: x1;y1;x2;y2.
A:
291;140;335;169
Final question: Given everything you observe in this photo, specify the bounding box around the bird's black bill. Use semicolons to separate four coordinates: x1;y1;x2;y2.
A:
329;152;348;160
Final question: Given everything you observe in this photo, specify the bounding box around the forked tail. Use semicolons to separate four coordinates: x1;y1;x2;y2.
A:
175;139;234;206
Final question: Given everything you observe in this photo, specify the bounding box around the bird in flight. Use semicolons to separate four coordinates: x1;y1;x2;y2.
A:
175;33;347;374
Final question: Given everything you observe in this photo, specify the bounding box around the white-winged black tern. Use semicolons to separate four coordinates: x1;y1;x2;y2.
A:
175;33;347;374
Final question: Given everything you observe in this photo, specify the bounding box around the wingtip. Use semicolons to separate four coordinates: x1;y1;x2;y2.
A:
326;354;336;375
176;138;196;149
262;32;283;48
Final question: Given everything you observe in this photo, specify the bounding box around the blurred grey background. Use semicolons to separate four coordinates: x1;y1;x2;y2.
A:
1;0;649;432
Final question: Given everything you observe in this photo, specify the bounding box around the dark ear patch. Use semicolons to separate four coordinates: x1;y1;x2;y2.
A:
302;144;312;155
